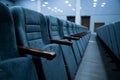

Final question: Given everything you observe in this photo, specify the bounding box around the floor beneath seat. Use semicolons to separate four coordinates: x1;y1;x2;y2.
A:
75;34;108;80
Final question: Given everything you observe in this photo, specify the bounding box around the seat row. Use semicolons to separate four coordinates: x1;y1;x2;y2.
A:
96;20;120;61
0;2;91;80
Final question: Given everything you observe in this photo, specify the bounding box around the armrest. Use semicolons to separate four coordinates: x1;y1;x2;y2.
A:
18;46;56;60
71;34;83;38
64;36;79;40
72;32;87;37
50;39;72;46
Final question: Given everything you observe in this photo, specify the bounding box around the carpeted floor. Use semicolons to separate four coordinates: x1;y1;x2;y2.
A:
75;34;108;80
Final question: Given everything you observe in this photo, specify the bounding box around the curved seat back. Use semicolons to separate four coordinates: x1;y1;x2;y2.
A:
11;7;68;80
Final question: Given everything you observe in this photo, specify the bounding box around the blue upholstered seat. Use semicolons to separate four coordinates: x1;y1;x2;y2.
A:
113;21;120;59
11;7;68;80
96;20;120;60
67;22;89;56
61;20;83;59
0;2;38;80
46;16;78;80
108;24;119;59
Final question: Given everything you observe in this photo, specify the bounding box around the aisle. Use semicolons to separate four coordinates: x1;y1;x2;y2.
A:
75;35;108;80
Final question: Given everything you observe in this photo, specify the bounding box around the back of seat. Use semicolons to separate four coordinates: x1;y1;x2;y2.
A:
107;24;119;57
46;16;78;80
11;7;68;80
60;20;82;60
11;7;50;48
0;2;19;60
0;2;38;80
113;21;120;59
68;22;75;35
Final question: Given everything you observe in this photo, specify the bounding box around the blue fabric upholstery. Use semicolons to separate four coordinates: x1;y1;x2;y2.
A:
46;16;78;79
11;7;68;80
108;23;119;57
0;2;38;80
67;21;87;56
96;20;120;60
113;21;120;59
61;20;82;61
0;2;19;61
74;27;85;56
0;57;38;80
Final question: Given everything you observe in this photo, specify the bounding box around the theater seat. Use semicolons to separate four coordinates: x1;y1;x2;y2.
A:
60;20;83;58
113;21;120;59
0;2;38;80
46;16;78;80
96;20;120;61
11;7;68;80
67;22;88;56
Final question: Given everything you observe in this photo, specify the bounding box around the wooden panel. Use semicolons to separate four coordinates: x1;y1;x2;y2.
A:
94;22;105;31
81;16;90;29
67;16;75;23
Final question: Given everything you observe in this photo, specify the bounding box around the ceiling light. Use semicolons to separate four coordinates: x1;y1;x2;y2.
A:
68;4;72;7
60;10;63;13
72;8;75;11
31;0;35;1
93;0;97;2
51;9;54;11
54;7;57;9
42;4;46;7
65;0;69;4
93;5;96;7
47;7;51;9
93;3;97;5
102;2;106;5
80;7;82;9
54;11;58;13
57;9;61;11
44;2;48;5
101;5;104;7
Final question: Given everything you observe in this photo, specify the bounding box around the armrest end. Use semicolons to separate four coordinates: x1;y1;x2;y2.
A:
50;39;72;46
18;46;56;60
64;36;79;40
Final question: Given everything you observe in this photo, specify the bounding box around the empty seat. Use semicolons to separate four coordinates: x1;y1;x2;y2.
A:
11;7;68;80
67;22;88;56
113;21;120;59
61;20;83;58
107;24;119;58
46;16;78;80
0;2;38;80
96;20;120;60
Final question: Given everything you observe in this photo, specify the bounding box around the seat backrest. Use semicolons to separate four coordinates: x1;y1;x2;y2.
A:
68;22;74;35
108;24;119;58
0;2;38;80
71;23;76;34
46;16;63;40
0;2;19;61
73;24;78;34
11;7;50;49
61;20;70;36
46;16;78;80
11;7;68;80
113;21;120;59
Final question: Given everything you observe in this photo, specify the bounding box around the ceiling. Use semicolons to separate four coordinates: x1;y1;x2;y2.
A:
40;0;120;15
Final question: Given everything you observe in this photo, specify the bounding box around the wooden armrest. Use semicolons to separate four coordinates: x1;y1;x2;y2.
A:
18;46;56;60
72;34;83;38
50;39;72;46
64;36;79;40
73;31;90;37
72;32;88;37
